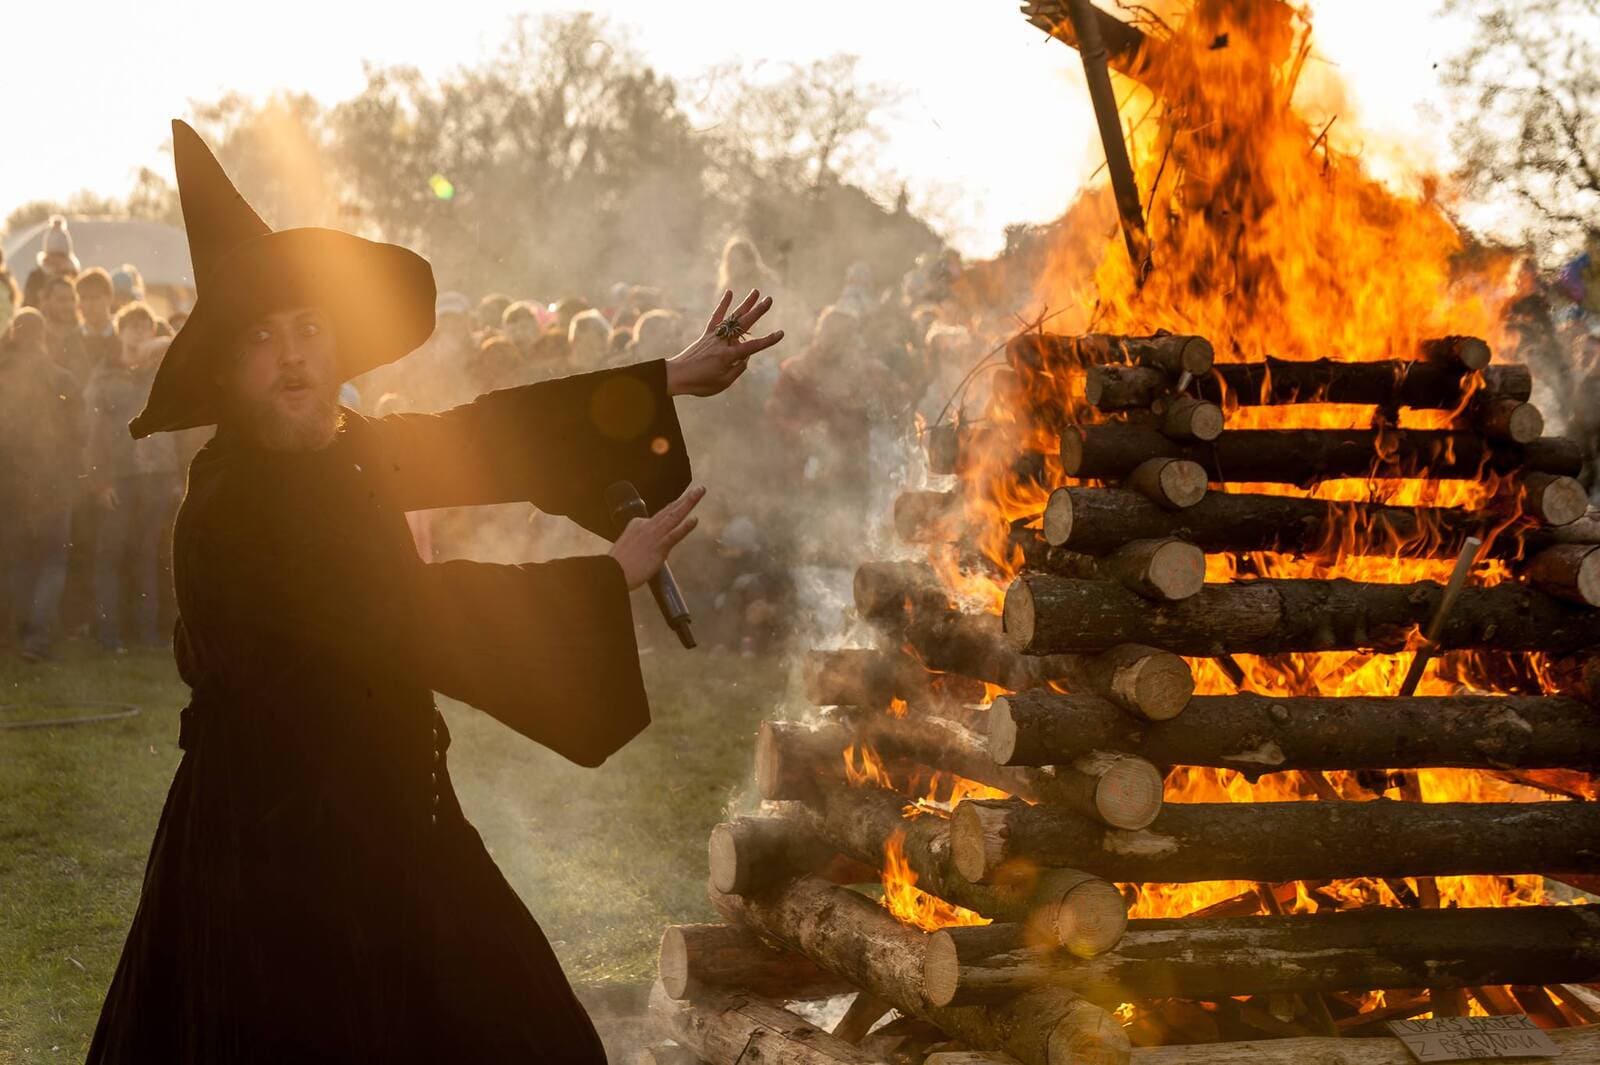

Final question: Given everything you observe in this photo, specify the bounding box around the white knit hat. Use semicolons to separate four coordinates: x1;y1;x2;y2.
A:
37;215;80;271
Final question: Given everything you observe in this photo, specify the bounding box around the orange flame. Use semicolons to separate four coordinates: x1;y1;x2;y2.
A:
902;0;1581;1026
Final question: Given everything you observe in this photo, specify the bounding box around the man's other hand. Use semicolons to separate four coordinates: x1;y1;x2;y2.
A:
664;290;785;397
609;484;706;590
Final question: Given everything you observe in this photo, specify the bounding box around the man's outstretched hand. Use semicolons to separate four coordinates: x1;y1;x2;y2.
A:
664;290;785;397
609;484;706;590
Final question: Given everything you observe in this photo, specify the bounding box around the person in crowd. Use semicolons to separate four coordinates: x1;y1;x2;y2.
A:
502;300;543;357
24;214;81;307
111;264;146;311
705;515;791;655
468;333;526;393
608;325;633;360
567;309;611;370
0;307;85;660
39;273;89;382
77;268;121;370
834;260;879;319
550;297;592;340
767;305;901;477
475;293;512;337
526;328;573;380
83;303;181;650
716;236;778;305
629;308;685;363
0;249;19;335
379;290;478;411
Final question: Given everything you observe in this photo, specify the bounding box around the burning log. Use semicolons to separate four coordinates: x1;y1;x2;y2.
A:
894;491;967;545
1155;397;1224;443
708;875;1132;1065
779;778;1128;954
949;797;1600;884
647;979;880;1065
855;561;952;620
1127;458;1209;509
922;905;1600;1008
1023;538;1207;603
1188;358;1533;412
1059;424;1584;482
1524;544;1600;607
1531;507;1600;545
757;717;1165;831
853;561;1194;716
1040;482;1586;559
802;648;986;711
1420;335;1492;371
1476;397;1545;445
707;817;877;897
1010;333;1215;378
988;690;1600;771
1002;574;1600;657
1520;472;1591;527
658;924;854;1002
1125;1025;1600;1065
1086;364;1169;410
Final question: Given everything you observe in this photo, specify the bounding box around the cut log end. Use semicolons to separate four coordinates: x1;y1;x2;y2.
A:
1003;578;1037;652
1059;427;1086;477
1159;397;1224;443
951;801;1006;883
1526;544;1600;607
1043;488;1074;547
1089;756;1165;831
1046;877;1130;959
1422;335;1492;371
707;823;740;895
1524;473;1589;527
989;697;1023;766
1127;457;1207;510
658;925;695;999
1479;398;1545;445
1106;646;1194;721
1123;539;1205;602
922;933;967;1009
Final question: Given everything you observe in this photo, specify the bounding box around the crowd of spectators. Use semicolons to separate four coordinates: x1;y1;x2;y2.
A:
0;220;981;661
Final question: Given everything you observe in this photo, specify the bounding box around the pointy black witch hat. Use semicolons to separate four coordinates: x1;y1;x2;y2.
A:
129;120;436;438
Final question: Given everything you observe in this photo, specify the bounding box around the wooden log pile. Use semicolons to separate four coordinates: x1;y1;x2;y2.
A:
646;323;1600;1063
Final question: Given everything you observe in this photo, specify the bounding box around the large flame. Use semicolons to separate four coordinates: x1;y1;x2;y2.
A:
896;0;1585;1030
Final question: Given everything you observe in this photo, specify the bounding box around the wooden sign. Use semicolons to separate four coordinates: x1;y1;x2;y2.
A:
1387;1015;1560;1062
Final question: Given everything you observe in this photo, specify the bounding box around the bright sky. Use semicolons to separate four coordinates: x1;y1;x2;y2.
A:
5;1;1470;258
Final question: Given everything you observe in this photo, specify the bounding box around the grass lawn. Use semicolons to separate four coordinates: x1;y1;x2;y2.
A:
0;641;784;1062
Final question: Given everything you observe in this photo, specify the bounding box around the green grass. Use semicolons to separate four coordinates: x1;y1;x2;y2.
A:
0;643;784;1062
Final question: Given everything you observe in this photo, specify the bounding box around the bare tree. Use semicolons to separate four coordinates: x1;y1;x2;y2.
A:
1443;0;1600;259
697;54;903;197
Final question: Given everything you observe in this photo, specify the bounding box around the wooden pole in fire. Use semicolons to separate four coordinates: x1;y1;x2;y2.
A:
1395;534;1480;1017
1063;0;1152;282
1398;536;1483;697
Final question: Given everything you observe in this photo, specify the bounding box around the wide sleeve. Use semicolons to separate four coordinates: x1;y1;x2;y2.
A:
364;359;691;538
416;555;650;767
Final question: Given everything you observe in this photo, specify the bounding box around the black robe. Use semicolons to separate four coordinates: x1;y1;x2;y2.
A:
87;361;690;1064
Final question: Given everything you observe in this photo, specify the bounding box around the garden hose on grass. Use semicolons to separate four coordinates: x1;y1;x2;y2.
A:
0;701;142;730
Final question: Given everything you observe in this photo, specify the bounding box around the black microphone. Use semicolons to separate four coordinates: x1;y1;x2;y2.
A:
605;481;697;649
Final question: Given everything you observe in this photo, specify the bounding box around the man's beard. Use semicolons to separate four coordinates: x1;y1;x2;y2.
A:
241;385;343;452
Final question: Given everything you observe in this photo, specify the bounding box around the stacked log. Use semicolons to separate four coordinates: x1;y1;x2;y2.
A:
651;325;1600;1064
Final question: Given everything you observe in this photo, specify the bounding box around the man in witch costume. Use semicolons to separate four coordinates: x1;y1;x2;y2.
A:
87;121;784;1063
